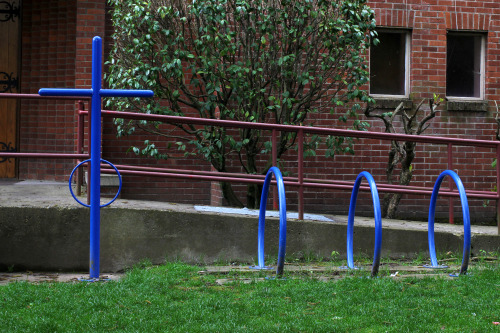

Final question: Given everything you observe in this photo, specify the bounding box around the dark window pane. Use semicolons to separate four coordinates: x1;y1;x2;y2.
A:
370;31;407;95
447;34;482;98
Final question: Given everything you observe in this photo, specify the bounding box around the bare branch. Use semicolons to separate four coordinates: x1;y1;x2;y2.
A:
416;98;439;135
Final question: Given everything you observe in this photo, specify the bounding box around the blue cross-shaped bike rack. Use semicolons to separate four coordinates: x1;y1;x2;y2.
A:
39;36;154;280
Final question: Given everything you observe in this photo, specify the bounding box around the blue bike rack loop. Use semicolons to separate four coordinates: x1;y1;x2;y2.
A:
346;171;383;277
68;159;123;208
426;170;471;275
249;166;287;276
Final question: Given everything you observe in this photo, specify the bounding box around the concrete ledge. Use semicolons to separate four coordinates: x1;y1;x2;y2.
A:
85;171;120;187
446;100;489;112
0;205;498;273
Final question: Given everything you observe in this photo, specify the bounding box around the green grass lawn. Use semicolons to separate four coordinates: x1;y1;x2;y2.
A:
0;260;498;332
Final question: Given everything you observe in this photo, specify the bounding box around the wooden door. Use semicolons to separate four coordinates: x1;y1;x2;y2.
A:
0;1;20;178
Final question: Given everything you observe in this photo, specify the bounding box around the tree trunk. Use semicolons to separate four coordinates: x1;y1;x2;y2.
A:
221;182;244;208
385;142;416;218
246;183;262;209
382;142;400;217
385;167;412;218
245;141;262;209
385;193;402;219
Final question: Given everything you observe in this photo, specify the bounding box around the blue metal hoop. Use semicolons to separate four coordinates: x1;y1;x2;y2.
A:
68;159;123;208
426;170;471;275
249;166;287;276
346;171;383;277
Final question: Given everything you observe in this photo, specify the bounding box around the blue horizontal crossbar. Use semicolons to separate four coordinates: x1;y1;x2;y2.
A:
99;89;154;98
39;88;93;97
39;88;154;98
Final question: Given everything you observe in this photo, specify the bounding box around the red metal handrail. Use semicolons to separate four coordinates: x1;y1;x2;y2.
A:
94;110;498;148
86;108;500;232
0;93;90;101
1;93;499;234
97;107;500;227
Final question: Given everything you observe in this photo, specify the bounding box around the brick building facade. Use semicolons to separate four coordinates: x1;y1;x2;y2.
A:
2;0;500;223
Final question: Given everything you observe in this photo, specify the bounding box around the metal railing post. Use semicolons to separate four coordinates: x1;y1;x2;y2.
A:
76;101;85;196
497;143;500;235
87;102;91;206
448;143;454;224
272;129;278;210
298;127;304;220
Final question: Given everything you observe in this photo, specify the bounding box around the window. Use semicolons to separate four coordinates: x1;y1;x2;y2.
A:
446;32;485;99
370;30;410;97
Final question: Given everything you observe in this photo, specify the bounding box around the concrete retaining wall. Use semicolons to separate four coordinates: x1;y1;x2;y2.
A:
0;206;498;272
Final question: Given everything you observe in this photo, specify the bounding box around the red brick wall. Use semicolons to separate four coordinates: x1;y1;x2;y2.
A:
370;0;500;102
75;0;106;89
16;0;500;224
19;0;106;181
19;0;78;180
336;0;500;223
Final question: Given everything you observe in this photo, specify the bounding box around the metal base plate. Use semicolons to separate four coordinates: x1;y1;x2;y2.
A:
78;277;112;282
422;264;449;269
249;265;275;270
339;266;361;270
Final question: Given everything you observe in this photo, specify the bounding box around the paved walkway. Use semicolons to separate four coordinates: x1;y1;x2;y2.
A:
0;262;476;285
0;263;460;285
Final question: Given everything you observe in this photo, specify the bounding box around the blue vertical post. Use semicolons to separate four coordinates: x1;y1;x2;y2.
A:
39;36;154;280
89;36;102;279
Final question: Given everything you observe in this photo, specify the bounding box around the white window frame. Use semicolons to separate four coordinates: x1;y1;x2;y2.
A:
369;29;411;99
446;31;486;101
